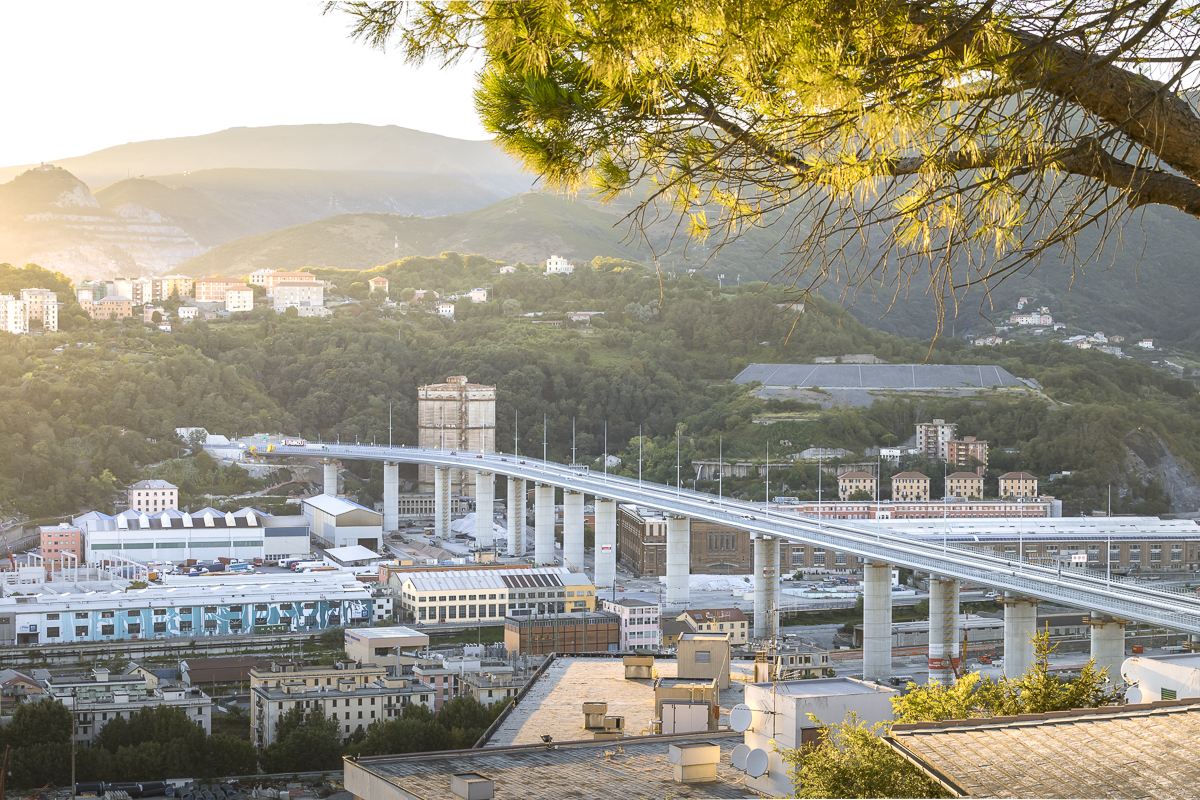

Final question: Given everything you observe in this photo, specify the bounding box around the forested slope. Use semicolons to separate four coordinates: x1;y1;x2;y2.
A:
1;255;1197;519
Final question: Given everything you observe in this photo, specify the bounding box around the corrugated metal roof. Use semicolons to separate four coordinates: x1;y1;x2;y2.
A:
403;567;585;593
734;363;1023;389
887;701;1200;798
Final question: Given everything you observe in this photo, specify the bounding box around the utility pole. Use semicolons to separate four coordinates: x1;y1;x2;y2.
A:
543;413;548;464
389;401;393;448
572;417;577;466
718;435;723;505
676;428;681;496
638;425;643;486
765;441;770;515
514;410;518;455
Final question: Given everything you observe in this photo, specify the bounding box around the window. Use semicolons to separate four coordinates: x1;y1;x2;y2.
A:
1172;544;1183;562
47;613;60;621
47;627;60;638
695;651;711;663
229;605;243;613
101;625;114;635
230;619;242;630
204;606;217;614
205;620;217;630
448;606;457;619
181;607;192;615
255;604;268;612
101;611;114;619
469;605;477;618
128;623;141;634
153;622;166;633
180;621;192;632
76;626;88;637
1151;545;1162;563
153;608;166;616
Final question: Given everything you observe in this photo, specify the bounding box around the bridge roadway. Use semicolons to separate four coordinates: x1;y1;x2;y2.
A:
270;444;1200;635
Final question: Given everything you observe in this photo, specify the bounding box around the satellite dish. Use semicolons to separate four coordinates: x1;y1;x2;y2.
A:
730;703;753;732
746;748;769;778
1125;685;1143;704
732;743;750;771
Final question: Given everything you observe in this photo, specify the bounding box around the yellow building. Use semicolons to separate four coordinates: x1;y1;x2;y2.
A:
999;471;1038;498
946;471;984;499
891;471;930;501
837;471;878;500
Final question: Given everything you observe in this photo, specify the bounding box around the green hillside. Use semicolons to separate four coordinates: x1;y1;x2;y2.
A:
150;168;499;233
175;192;641;275
0;123;531;197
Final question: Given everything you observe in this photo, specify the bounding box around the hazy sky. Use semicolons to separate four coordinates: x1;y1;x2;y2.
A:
0;1;486;166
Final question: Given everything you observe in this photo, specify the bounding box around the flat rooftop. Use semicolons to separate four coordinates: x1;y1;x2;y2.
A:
350;731;749;800
345;626;427;641
753;677;893;697
485;657;751;748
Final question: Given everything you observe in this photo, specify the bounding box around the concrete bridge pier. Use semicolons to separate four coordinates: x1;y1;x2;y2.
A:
474;471;495;548
752;534;766;639
1089;615;1127;685
665;515;690;607
563;491;585;570
382;461;399;533
507;477;526;557
534;484;555;564
1002;593;1040;676
927;577;961;684
434;466;451;538
322;459;339;496
594;498;616;590
863;562;893;682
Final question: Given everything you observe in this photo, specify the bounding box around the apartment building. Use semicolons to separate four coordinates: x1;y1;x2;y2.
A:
678;608;749;646
601;597;662;650
225;285;255;313
250;661;429;747
90;296;132;320
945;436;989;472
38;523;84;567
946;471;984;499
113;278;151;305
916;418;956;458
1000;471;1038;498
837;471;878;500
274;282;326;314
0;295;28;334
249;269;320;296
151;275;193;299
891;472;931;501
42;668;211;746
194;277;250;303
19;288;57;332
368;276;389;295
127;479;179;511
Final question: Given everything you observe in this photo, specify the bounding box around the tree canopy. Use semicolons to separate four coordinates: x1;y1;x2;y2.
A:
331;0;1200;333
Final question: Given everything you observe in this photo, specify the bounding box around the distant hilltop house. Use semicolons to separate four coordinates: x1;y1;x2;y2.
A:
436;301;456;319
1009;306;1053;325
1017;295;1029;309
1140;338;1155;349
973;335;1004;346
467;287;487;303
498;265;517;274
1111;334;1126;343
368;276;389;296
412;289;438;301
544;255;574;275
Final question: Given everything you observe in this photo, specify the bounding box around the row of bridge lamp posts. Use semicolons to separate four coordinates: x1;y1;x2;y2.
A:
329;459;1130;684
